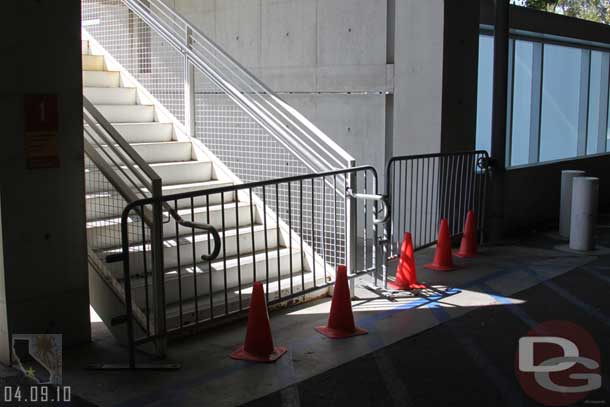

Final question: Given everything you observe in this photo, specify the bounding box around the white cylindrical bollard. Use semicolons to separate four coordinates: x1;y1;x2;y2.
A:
560;170;586;238
569;177;599;251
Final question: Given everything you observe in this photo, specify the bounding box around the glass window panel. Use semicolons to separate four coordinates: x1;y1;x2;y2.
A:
587;51;609;155
540;44;584;162
476;35;494;153
511;40;535;166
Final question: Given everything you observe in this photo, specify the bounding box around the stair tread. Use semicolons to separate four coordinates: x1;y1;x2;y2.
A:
84;86;136;90
164;269;322;318
160;179;234;190
94;140;190;149
83;69;119;72
129;247;301;288
149;160;209;168
85;179;234;201
87;201;253;228
95;103;154;108
100;223;275;257
85;159;211;172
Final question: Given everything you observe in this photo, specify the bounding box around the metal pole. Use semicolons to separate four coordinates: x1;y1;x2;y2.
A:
569;177;599;251
489;0;510;241
346;161;358;294
151;179;167;357
184;27;196;138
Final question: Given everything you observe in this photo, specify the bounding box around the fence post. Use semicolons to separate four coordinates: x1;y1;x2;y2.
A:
151;179;167;357
346;160;358;294
184;26;196;138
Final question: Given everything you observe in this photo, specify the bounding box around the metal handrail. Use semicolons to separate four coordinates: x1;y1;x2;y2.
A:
84;98;160;189
346;188;390;225
120;0;355;173
140;165;378;203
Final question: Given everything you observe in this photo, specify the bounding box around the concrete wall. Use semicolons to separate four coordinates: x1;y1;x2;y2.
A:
0;194;7;363
391;0;445;158
441;0;479;153
161;0;446;176
0;0;90;364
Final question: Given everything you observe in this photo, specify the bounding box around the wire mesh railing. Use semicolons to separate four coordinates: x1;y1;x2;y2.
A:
81;0;357;284
83;97;167;353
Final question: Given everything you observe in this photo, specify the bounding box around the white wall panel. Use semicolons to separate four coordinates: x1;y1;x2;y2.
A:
318;0;387;66
283;94;386;174
261;0;317;67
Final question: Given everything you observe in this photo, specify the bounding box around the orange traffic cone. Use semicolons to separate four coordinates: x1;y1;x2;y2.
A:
231;282;287;362
456;210;478;258
425;219;457;271
388;232;426;290
315;265;368;339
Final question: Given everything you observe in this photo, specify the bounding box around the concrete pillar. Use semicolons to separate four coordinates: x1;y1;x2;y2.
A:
489;0;510;241
392;0;444;156
0;0;90;364
569;177;599;251
0;193;7;363
559;170;586;238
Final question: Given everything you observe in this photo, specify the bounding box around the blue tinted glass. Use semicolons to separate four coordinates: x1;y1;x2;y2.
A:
511;41;535;166
476;35;494;153
540;44;583;162
587;51;609;155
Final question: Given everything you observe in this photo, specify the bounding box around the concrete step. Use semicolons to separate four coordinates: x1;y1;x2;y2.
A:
82;40;90;55
131;141;192;164
111;123;174;143
150;161;213;185
104;224;281;278
85;179;236;221
87;201;256;250
95;104;155;123
94;141;193;165
82;54;105;71
84;87;137;105
85;160;213;193
158;180;236;207
131;247;304;308
83;71;120;88
165;269;325;329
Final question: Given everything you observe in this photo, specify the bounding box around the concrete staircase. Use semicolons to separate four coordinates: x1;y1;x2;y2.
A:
83;38;321;336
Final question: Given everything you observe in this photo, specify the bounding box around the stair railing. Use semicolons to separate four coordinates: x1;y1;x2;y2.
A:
83;97;220;365
123;0;354;174
81;0;359;279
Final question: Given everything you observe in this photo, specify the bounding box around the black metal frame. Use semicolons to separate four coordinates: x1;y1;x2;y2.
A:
110;165;379;369
383;151;491;280
92;151;491;369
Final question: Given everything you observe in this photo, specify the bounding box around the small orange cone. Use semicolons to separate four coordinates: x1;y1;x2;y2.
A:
456;210;478;258
231;282;287;363
425;219;457;271
388;232;426;290
315;265;368;339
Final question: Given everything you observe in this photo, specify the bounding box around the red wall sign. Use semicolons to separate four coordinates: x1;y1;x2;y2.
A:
24;95;60;169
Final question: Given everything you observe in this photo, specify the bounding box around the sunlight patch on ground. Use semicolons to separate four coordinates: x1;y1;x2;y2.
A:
286;286;525;315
